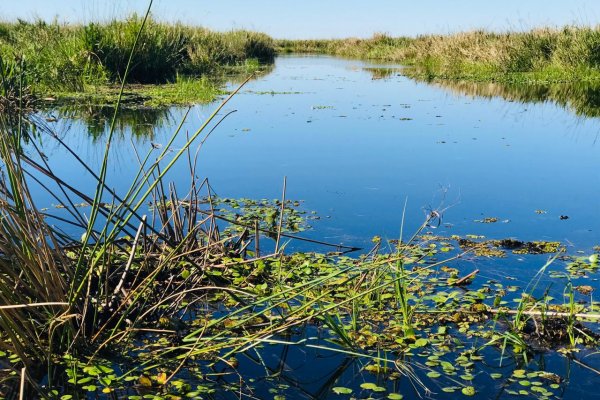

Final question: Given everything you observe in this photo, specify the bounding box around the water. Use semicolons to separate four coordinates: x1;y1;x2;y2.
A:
31;55;600;398
39;55;600;252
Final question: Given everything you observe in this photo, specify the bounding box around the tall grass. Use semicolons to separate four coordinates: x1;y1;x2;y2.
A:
0;10;266;394
277;27;600;82
0;15;275;93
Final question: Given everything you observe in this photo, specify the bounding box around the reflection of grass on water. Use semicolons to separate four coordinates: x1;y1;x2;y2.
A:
409;72;600;118
56;104;173;139
363;67;402;80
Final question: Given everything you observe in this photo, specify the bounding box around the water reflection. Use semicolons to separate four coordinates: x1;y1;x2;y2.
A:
44;65;276;140
52;105;174;140
201;331;593;399
409;70;600;118
363;67;402;80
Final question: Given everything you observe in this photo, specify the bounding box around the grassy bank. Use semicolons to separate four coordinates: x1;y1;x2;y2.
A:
277;27;600;84
0;15;275;106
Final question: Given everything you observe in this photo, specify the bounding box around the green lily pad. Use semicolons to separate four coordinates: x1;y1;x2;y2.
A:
332;387;353;395
461;386;476;396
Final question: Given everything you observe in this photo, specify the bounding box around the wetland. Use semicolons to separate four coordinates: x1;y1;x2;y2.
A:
1;17;600;400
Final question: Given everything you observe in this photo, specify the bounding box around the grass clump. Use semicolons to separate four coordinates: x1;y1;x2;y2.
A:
0;15;275;104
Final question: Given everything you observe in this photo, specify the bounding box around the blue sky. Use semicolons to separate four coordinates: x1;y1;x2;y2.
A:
1;0;599;39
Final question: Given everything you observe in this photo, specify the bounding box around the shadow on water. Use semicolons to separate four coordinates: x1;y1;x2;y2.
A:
406;71;600;119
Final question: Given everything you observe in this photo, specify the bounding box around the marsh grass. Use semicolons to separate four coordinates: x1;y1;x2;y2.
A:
278;27;600;84
0;15;275;101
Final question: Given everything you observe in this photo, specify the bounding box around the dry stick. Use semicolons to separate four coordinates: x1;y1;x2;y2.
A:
254;220;260;257
112;216;146;297
19;367;25;400
569;356;600;376
452;269;479;286
274;176;287;254
489;309;600;319
0;302;68;310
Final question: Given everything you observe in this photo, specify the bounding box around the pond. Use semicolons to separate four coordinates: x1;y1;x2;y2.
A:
30;55;600;399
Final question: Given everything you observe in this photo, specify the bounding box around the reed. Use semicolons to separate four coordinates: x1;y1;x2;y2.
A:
0;15;275;95
277;26;600;83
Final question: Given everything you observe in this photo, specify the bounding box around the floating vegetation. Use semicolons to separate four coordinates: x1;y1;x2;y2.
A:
311;104;335;109
455;236;563;257
243;90;306;95
474;217;498;223
214;197;318;237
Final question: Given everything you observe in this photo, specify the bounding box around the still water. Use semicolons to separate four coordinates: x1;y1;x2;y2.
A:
40;55;600;252
33;55;600;399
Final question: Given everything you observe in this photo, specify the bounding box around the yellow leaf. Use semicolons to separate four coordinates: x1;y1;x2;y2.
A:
139;375;152;387
156;372;167;385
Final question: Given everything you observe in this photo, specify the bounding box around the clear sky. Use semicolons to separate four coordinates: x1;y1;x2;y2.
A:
1;0;599;39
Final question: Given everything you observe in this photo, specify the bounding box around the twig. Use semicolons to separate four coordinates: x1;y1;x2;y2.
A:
489;309;600;319
452;269;479;286
113;216;146;296
0;302;68;310
254;220;260;257
275;176;287;254
569;355;600;376
19;367;25;400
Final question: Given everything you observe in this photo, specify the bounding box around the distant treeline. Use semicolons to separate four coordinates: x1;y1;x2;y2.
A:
277;27;600;83
0;15;275;93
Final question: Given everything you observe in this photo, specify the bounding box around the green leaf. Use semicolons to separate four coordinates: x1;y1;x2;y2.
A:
360;382;386;392
513;369;526;378
461;386;476;396
332;387;353;395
